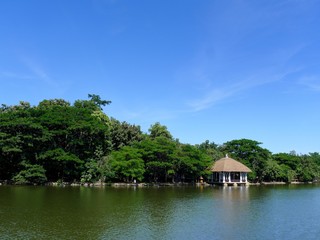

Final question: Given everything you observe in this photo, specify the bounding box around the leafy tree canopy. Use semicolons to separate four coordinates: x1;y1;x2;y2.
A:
148;122;173;140
0;96;319;184
220;139;272;182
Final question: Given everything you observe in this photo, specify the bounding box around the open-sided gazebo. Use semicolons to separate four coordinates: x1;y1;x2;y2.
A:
209;155;251;186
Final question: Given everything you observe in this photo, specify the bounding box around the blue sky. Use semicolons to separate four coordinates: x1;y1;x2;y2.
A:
1;0;319;154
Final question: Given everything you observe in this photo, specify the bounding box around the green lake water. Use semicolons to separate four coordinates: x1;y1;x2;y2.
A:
1;184;320;240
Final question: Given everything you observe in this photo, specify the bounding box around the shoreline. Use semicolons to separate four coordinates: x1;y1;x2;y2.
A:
0;180;318;187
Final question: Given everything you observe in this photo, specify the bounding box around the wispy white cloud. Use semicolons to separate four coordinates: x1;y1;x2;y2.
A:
181;5;307;112
188;68;300;112
1;56;71;96
20;57;58;87
0;71;34;80
181;40;304;112
188;89;233;112
298;76;320;92
179;0;313;113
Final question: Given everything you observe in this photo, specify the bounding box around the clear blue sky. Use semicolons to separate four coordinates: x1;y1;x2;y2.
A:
1;0;319;154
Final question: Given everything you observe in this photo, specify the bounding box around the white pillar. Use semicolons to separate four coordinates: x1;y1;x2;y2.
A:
245;173;247;182
222;172;225;183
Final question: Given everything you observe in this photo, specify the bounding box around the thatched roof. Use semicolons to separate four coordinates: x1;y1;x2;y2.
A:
210;155;252;173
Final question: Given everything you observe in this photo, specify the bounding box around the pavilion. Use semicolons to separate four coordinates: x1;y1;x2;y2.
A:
209;155;252;186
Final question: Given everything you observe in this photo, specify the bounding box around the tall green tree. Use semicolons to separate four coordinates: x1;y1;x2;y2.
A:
263;160;286;182
296;154;319;182
0;105;45;180
81;146;114;183
273;152;301;170
110;118;143;150
197;140;223;161
110;146;145;182
220;139;271;182
0;95;112;183
88;94;111;110
174;144;211;182
148;122;173;139
137;136;176;182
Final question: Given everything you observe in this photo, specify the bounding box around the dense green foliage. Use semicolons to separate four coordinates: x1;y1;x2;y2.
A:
0;96;319;184
220;139;272;181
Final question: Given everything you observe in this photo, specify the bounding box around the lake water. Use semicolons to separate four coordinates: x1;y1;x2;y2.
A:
0;184;320;240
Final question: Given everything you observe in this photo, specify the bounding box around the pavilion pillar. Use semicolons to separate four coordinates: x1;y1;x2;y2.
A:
222;172;225;183
244;173;247;182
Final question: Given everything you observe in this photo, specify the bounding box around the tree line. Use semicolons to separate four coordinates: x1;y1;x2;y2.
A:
0;95;319;185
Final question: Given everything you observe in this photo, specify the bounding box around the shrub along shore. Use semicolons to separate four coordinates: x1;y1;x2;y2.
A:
0;181;316;188
1;95;319;185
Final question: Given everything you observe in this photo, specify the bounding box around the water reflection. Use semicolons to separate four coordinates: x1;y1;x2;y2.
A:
1;185;320;239
99;187;185;239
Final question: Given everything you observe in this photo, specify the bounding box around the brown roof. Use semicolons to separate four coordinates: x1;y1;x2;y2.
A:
210;156;252;172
